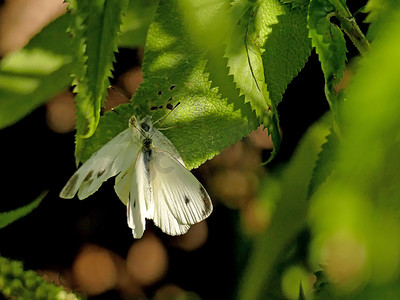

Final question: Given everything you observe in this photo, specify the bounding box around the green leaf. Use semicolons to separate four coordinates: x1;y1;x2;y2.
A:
0;14;73;129
263;3;311;109
79;103;133;163
226;0;273;128
176;0;261;152
79;0;258;170
118;0;158;48
308;0;347;123
262;1;312;160
238;113;331;300
175;0;242;111
307;124;338;197
280;0;309;8
227;0;306;162
0;192;47;230
68;0;129;163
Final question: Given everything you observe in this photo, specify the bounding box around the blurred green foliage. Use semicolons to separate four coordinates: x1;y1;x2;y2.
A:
0;257;83;300
240;1;400;299
0;14;73;129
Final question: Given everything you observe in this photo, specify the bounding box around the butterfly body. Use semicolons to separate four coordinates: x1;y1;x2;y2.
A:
60;116;213;238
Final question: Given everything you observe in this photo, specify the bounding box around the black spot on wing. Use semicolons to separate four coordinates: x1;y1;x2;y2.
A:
128;194;136;208
97;169;106;178
83;170;94;182
166;103;174;110
169;84;176;90
184;196;190;205
200;185;212;215
63;174;79;195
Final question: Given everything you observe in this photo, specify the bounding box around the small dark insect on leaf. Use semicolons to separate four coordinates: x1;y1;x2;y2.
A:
169;84;176;90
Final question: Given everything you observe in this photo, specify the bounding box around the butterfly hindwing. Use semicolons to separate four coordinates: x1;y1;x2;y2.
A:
150;149;213;233
114;164;134;205
126;151;155;238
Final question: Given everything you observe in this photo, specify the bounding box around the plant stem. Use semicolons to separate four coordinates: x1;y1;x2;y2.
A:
329;0;370;55
339;16;371;55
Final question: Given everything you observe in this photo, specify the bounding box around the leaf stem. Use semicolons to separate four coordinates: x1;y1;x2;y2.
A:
328;0;370;55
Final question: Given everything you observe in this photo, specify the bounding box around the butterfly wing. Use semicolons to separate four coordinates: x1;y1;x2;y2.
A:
151;130;185;165
150;148;213;236
114;164;134;205
125;151;154;238
60;128;140;200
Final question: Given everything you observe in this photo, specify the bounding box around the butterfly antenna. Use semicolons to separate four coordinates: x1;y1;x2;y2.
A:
153;101;181;127
149;102;181;138
108;86;131;101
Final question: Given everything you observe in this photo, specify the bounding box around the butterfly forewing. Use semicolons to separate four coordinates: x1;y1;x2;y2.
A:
151;130;185;166
60;129;139;199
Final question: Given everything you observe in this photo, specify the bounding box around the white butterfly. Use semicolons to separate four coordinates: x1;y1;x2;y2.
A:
60;115;213;238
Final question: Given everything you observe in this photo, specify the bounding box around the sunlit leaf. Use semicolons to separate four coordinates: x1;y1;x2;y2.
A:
79;0;258;170
67;0;129;163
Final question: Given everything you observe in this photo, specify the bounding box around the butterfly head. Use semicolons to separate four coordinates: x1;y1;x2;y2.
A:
129;115;154;136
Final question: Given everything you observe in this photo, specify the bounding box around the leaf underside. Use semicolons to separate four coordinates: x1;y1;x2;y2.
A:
308;0;347;116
